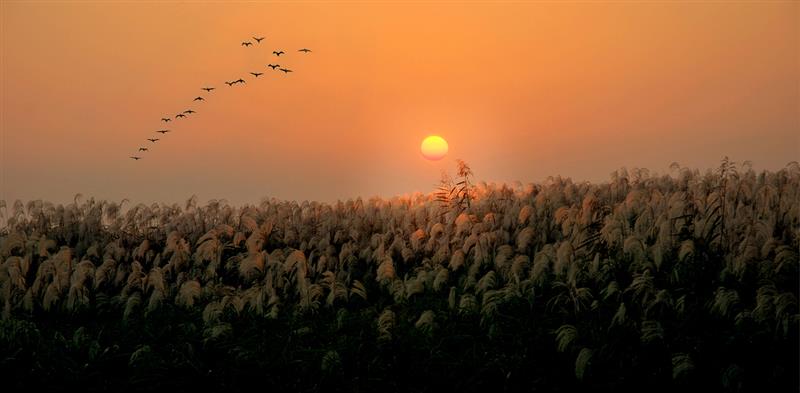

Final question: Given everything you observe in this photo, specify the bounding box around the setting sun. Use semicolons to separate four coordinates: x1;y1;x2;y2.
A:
421;135;448;161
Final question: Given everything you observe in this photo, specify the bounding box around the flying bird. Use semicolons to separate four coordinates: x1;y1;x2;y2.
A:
250;72;264;77
194;96;204;101
130;156;142;160
253;36;265;43
161;118;171;122
279;68;293;73
183;109;196;114
273;50;285;56
202;87;215;92
225;81;235;86
267;64;280;69
138;147;148;152
242;41;253;47
147;138;159;143
176;113;186;118
234;78;246;84
298;48;312;53
156;130;170;134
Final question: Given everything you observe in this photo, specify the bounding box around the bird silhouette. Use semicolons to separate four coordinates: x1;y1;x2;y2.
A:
253;36;265;43
235;78;246;84
156;130;170;134
242;41;253;47
130;156;142;160
176;113;186;118
250;72;264;77
273;50;285;56
267;64;280;70
225;81;235;86
202;87;215;92
194;96;204;101
147;138;159;143
298;48;312;53
138;147;148;152
161;118;171;122
279;68;293;73
183;109;196;114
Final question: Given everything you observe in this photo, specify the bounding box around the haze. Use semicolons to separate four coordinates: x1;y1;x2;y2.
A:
1;1;798;205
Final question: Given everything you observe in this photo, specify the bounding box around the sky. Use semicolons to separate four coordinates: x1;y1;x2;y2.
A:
1;1;798;205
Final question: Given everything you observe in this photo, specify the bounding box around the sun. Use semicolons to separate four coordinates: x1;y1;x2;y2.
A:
421;135;448;161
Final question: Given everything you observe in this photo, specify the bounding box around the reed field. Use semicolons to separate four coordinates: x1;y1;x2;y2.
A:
1;160;798;392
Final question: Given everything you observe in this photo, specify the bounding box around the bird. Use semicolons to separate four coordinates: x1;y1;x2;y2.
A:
161;118;171;122
138;147;148;152
130;156;142;160
273;50;285;56
194;96;204;101
242;41;253;47
202;87;215;92
156;130;170;134
298;48;312;53
279;68;293;73
267;64;280;70
253;36;265;43
183;109;196;114
147;138;159;143
176;113;186;118
234;78;246;84
225;81;235;86
250;72;264;77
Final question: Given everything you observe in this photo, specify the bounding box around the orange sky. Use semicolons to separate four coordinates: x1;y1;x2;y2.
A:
1;1;798;205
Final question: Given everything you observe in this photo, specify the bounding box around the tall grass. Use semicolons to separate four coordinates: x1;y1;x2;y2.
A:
0;160;798;391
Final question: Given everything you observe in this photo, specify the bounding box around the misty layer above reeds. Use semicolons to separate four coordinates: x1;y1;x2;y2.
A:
0;161;798;391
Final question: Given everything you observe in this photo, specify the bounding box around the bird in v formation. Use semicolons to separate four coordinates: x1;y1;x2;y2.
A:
133;36;311;160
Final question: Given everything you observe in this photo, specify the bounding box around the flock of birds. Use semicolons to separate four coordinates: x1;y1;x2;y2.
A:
129;36;311;160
